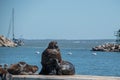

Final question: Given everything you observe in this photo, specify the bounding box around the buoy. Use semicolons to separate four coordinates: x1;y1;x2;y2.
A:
67;52;72;55
92;52;97;56
35;51;40;54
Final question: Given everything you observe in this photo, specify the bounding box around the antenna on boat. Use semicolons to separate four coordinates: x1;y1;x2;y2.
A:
12;8;15;40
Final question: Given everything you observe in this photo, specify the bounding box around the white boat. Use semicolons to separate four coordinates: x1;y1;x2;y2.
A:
7;8;24;46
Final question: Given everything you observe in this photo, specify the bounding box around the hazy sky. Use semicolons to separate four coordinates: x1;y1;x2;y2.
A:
0;0;120;40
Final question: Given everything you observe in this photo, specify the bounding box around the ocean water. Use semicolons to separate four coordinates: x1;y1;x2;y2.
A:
0;39;120;77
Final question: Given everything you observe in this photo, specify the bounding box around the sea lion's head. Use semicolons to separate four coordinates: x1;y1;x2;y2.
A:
48;41;58;49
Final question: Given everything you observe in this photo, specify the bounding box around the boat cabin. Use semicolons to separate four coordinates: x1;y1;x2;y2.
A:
115;29;120;44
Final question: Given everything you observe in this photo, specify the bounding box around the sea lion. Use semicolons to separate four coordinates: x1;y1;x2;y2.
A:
7;62;38;75
40;41;62;75
58;60;75;75
39;41;75;75
0;67;12;80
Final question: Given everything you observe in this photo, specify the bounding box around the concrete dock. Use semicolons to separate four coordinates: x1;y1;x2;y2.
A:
12;75;120;80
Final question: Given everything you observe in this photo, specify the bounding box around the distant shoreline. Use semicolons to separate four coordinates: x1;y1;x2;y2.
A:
22;38;115;41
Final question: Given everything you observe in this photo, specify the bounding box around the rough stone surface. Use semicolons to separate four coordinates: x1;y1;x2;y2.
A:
0;35;17;47
92;43;120;52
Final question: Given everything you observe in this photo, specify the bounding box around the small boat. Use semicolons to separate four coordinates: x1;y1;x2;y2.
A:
13;38;24;46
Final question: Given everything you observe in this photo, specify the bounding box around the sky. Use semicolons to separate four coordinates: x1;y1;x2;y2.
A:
0;0;120;40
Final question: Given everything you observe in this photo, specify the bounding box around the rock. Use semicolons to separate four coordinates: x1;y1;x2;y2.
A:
92;43;120;52
0;35;17;47
39;41;75;75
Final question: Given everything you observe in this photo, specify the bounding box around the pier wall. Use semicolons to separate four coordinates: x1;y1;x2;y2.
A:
11;75;120;80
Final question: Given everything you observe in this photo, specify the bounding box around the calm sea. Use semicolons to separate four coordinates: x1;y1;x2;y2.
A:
0;39;120;77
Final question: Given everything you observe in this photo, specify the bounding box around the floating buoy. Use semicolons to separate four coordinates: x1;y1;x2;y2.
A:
67;52;72;55
92;52;97;56
35;51;40;54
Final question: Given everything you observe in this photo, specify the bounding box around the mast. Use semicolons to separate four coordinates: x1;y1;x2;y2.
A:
12;8;15;40
7;8;24;46
7;16;11;38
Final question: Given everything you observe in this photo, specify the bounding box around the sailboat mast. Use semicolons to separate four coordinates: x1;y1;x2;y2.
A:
12;8;15;40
